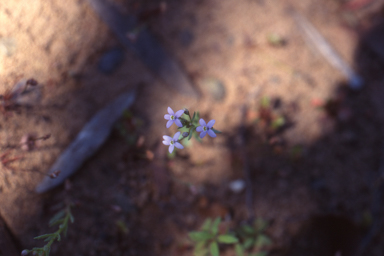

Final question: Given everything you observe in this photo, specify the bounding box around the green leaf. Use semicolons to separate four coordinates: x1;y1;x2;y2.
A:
217;234;238;244
201;218;212;231
255;235;272;247
209;241;219;256
34;234;52;240
243;238;255;249
193;131;202;143
194;247;208;256
189;231;214;242
49;210;65;227
271;116;285;129
235;243;244;256
242;225;255;235
211;128;222;134
211;217;221;235
195;241;206;251
69;212;74;223
253;252;268;256
261;97;270;108
63;223;68;237
194;241;208;256
254;218;268;233
43;245;51;256
191;112;196;122
188;127;196;141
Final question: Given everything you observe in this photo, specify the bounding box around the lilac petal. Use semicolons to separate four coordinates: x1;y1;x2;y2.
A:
167;107;174;115
164;114;171;120
169;144;175;154
173;132;181;140
163;135;172;141
166;120;173;128
175;110;184;117
175;142;184;149
175;119;183;127
200;131;207;138
199;118;207;126
196;126;203;132
207;129;217;138
162;140;170;145
207;120;215;128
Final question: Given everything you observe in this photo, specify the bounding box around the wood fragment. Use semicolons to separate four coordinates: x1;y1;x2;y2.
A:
291;10;363;90
36;90;136;193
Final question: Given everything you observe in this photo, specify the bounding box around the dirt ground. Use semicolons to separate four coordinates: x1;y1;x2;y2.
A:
1;0;384;255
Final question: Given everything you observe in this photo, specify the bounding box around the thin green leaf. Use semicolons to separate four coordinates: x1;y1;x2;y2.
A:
253;252;268;256
217;234;239;244
192;112;196;122
49;210;65;227
255;235;272;247
69;212;74;223
235;243;244;256
242;225;255;235
188;127;195;141
194;247;208;256
201;218;212;231
254;218;268;232
63;223;68;237
211;128;222;134
57;233;61;242
189;231;214;242
193;132;202;143
195;240;206;251
44;236;52;242
211;217;221;235
209;242;219;256
261;97;270;108
43;245;51;256
34;234;52;240
49;219;64;227
243;237;255;249
271;116;285;129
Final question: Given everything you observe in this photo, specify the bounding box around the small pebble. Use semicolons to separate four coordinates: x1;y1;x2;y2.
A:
228;179;245;193
199;77;226;101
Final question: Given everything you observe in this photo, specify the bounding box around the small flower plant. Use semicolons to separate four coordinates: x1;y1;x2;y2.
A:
163;107;221;153
21;204;74;256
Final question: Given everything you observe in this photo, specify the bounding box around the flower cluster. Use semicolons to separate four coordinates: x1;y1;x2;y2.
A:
163;107;221;153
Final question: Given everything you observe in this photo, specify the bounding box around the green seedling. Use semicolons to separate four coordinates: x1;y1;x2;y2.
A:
22;204;74;256
235;218;272;256
257;97;286;132
189;217;239;256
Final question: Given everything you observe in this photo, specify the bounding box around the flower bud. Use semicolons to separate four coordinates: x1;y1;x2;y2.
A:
21;250;29;256
183;108;189;115
182;132;189;137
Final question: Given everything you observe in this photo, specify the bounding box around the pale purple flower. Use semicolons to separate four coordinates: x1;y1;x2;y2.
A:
164;107;184;128
162;132;184;153
196;119;216;138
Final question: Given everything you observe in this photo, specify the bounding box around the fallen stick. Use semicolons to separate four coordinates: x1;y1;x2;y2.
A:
291;10;363;90
36;90;136;193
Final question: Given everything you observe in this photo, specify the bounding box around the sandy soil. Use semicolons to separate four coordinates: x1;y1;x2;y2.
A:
1;0;384;255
